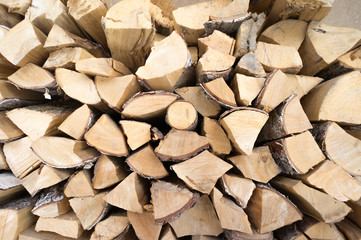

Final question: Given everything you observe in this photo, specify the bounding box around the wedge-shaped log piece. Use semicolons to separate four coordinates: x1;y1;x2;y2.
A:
104;172;148;213
272;176;351;223
148;2;174;36
119;120;151;151
43;47;94;70
155;129;209;162
122;91;178;120
76;58;131;77
92;154;128;190
32;184;70;218
348;200;361;228
197;48;235;82
0;20;47;67
285;74;323;97
175;86;221;117
201;117;232;156
128;211;162;240
255;42;302;74
0;196;37;240
212;188;252;233
198;30;235;58
171;150;232;194
7;103;73;141
166;101;198;130
246;184;303;234
70;191;109;230
0;0;31;15
299;21;361;76
302;71;361;124
219;107;268;155
0;111;24;143
336;218;361;240
68;0;108;48
85;114;128;157
312;122;361;176
96;75;141;112
103;0;154;68
90;211;130;240
201;77;237;108
259;20;307;49
231;74;265;106
297;216;345;240
160;225;176;240
224;229;273;240
235;52;267;78
258;95;312;142
126;145;168;179
299;160;361;202
233;18;253;57
136;31;194;92
4;137;41;178
32;136;100;168
35;211;84;239
274;224;308;240
170;195;222;237
151;181;199;225
64;169;98;197
0;172;25;204
20;226;91;240
221;173;256;208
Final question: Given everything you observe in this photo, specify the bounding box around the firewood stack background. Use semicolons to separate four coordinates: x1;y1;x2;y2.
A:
0;0;361;239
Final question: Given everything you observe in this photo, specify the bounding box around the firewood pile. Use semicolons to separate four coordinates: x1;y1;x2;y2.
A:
0;0;361;239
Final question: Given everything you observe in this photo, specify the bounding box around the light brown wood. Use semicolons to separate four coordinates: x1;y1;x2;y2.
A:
198;30;235;58
0;0;31;15
347;199;361;228
119;120;151;151
90;211;130;240
234;18;253;57
235;52;267;78
43;47;95;70
0;172;25;204
166;101;198;130
64;169;98;197
219;107;268;155
231;74;265;106
76;58;131;77
20;226;91;240
171;150;232;194
0;145;6;170
128;211;162;240
155;129;209;162
336;218;361;240
85;114;128;157
151;0;207;20
149;2;174;36
274;224;308;240
297;216;345;240
0;111;24;143
224;229;274;240
285;74;323;96
201;77;237;108
160;225;177;240
344;125;361;140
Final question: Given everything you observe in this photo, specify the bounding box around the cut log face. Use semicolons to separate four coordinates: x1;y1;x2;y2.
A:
20;226;91;240
201;77;237;108
126;145;168;179
235;52;267;78
76;58;132;77
231;74;265;106
286;74;323;97
220;173;256;208
302;70;361;125
224;229;274;240
246;185;303;234
0;111;24;143
121;91;179;120
259;19;308;49
136;31;194;92
212;187;252;233
297;216;346;240
175;86;221;118
0;0;31;15
92;154;128;190
234;18;253;57
90;211;130;240
198;30;235;58
149;2;174;36
103;0;154;68
35;211;84;239
32;136;100;168
0;172;25;204
170;195;222;237
219;107;269;155
171;150;232;194
43;47;95;70
64;169;98;197
119;120;152;151
151;180;199;225
166;101;198;130
312;122;361;176
336;218;361;240
84;114;128;157
128;211;162;240
0;19;48;67
103;172;148;213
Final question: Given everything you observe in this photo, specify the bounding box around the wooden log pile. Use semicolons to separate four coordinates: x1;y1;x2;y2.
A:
0;0;361;239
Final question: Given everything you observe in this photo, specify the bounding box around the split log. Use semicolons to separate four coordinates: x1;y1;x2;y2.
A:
347;200;361;228
245;184;303;234
230;74;265;106
198;30;235;58
201;77;237;108
255;42;303;74
228;146;280;183
92;154;128;189
104;172;148;213
0;52;19;80
285;74;323;96
0;0;31;15
336;218;361;240
259;19;308;49
136;31;194;92
32;136;100;168
150;0;206;20
312;122;361;176
19;227;90;240
84;114;128;157
297;216;345;240
119;120;152;151
126;145;168;179
268;131;325;174
64;170;98;197
165;101;198;130
175;86;221;118
169;195;223;237
0;111;24;143
171;150;232;194
76;58;131;77
234;52;267;78
271;176;351;223
224;229;273;240
192;236;219;240
219;107;268;155
0;19;48;67
299;21;361;76
302;71;361;125
149;2;173;36
0;172;25;204
103;0;154;68
155;129;209;162
90;211;130;240
150;180;199;224
3;137;41;178
274;224;308;240
128;211;162;240
344;125;361;140
201;117;232;156
43;47;94;70
160;225;176;240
